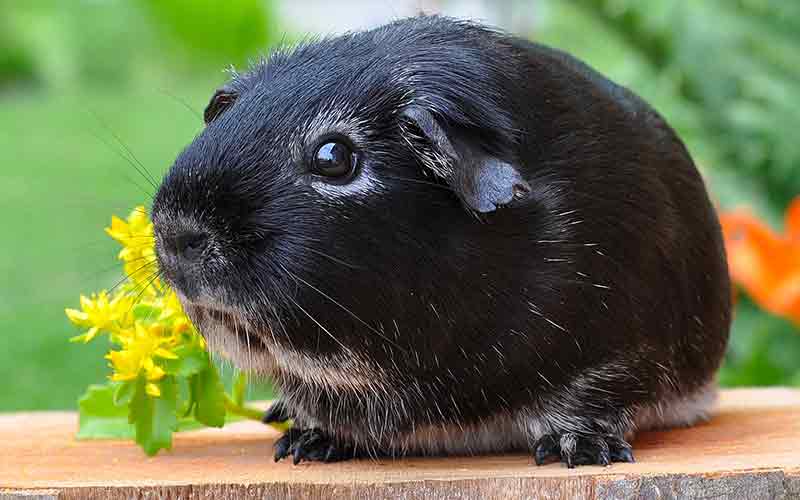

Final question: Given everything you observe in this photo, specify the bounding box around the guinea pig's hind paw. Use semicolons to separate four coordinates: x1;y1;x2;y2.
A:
273;428;352;464
532;433;634;468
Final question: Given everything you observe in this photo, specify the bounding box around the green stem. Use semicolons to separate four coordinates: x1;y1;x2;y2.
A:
223;394;292;432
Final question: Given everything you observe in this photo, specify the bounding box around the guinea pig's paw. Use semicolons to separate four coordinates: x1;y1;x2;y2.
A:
262;399;290;424
273;427;353;464
532;432;634;468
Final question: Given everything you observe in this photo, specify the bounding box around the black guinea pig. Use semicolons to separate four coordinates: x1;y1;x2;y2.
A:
151;15;730;467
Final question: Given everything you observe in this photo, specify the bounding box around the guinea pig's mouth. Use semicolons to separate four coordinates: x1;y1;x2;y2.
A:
185;302;268;351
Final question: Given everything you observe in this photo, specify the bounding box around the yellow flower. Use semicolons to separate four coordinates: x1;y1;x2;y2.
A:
105;206;160;288
145;382;162;397
157;290;182;321
66;291;134;342
105;206;152;254
68;205;208;399
105;322;179;397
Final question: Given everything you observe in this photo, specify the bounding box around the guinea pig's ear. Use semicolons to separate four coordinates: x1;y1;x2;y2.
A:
204;88;238;124
401;106;530;213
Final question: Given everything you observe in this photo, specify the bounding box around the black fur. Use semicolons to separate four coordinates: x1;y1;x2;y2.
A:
152;16;731;467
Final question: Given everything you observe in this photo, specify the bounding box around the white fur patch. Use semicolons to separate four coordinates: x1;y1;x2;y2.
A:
385;380;718;457
310;163;385;199
189;302;387;396
387;412;529;456
297;107;385;200
194;309;277;375
633;380;718;431
269;342;386;392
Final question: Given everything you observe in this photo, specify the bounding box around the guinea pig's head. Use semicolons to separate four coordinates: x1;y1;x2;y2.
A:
151;17;532;369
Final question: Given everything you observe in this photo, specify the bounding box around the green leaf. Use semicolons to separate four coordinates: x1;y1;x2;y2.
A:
192;364;226;428
76;384;135;440
176;418;206;432
131;303;162;321
129;375;178;456
161;343;209;377
113;380;136;406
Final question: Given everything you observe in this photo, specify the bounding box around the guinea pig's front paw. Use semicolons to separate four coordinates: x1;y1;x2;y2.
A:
273;427;353;464
262;399;290;424
532;432;634;468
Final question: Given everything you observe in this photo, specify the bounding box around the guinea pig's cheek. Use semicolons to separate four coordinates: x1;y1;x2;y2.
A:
308;164;384;199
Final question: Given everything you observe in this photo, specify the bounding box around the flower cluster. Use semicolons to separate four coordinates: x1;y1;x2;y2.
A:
65;206;284;456
65;206;203;398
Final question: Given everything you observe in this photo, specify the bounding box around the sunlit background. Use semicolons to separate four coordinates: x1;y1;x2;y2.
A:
2;0;799;411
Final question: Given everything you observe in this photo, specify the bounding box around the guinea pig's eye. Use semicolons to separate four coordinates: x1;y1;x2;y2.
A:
313;141;357;179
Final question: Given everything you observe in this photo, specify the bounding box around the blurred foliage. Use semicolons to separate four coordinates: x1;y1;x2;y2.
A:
0;0;281;91
141;0;278;66
539;0;800;225
537;0;800;387
0;0;281;411
0;13;36;87
719;297;800;387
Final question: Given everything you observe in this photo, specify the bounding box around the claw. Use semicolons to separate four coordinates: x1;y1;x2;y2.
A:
273;428;353;464
611;445;635;463
531;432;635;468
533;434;559;465
597;449;611;466
292;445;304;465
534;448;548;466
324;444;336;462
274;433;291;462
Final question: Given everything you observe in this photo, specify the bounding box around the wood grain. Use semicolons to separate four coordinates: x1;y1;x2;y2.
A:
1;388;799;499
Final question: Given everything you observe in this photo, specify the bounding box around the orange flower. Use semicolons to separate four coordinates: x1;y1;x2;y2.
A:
720;197;800;326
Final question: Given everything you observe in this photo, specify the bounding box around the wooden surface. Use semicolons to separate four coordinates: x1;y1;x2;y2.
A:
1;389;799;500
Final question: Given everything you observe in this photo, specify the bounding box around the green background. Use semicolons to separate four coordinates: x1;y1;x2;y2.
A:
1;0;798;411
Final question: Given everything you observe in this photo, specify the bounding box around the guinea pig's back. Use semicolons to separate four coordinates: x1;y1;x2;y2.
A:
508;37;731;411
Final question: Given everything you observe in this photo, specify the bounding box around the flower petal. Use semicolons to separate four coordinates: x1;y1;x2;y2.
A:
145;383;161;397
153;348;178;360
146;364;166;381
84;327;100;342
786;197;800;241
65;308;90;325
69;332;90;343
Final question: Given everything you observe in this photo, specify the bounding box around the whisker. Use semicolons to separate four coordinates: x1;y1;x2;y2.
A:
381;175;454;192
301;246;363;270
88;128;155;200
125;270;164;314
158;88;204;122
65;239;124;253
112;268;162;316
78;255;154;283
86;109;159;189
283;268;406;352
285;294;349;352
251;272;295;352
107;261;158;295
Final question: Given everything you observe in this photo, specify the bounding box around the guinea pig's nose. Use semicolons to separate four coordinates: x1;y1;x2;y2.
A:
173;231;208;262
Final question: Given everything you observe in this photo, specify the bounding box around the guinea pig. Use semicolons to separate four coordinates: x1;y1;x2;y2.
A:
151;15;730;467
